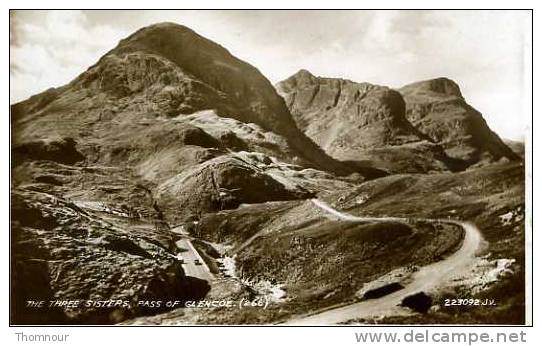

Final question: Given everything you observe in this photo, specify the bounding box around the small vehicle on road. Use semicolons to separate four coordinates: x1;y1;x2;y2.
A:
194;259;202;266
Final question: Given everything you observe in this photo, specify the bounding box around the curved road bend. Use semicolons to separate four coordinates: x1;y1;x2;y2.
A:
285;199;483;325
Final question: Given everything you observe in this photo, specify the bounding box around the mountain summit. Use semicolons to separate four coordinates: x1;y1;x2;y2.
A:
276;71;518;172
400;77;463;98
86;22;297;129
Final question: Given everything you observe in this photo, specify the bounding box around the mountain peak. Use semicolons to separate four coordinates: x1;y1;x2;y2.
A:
400;77;463;98
110;21;233;63
275;69;318;94
131;21;196;35
294;69;315;78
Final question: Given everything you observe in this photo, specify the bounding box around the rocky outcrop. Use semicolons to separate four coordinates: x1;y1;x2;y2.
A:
11;189;209;324
399;78;519;165
277;70;421;153
13;137;85;166
276;70;453;173
154;154;313;223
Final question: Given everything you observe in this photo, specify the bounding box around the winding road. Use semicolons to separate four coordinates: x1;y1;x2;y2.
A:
175;238;214;281
285;199;483;325
169;224;214;281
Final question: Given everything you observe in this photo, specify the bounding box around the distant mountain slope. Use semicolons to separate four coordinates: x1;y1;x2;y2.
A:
504;139;525;159
399;78;519;165
276;70;454;173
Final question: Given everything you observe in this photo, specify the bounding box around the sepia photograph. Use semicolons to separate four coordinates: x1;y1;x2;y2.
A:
9;9;531;327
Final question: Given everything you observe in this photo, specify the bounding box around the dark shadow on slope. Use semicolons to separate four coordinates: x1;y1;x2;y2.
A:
12;137;85;166
401;292;432;313
362;282;404;300
341;160;390;180
11;260;70;325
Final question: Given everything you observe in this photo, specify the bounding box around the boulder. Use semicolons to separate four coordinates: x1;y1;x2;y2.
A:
400;292;433;313
154;155;312;223
13;137;85;165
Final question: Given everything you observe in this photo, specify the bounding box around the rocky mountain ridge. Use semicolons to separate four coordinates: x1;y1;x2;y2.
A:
276;70;454;173
276;70;518;172
399;77;519;165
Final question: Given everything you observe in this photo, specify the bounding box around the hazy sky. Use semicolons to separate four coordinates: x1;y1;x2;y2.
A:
10;10;531;140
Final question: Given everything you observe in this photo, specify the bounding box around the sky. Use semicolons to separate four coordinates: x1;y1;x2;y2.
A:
10;10;531;140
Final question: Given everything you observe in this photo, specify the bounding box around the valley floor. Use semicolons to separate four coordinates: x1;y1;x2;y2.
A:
11;160;525;325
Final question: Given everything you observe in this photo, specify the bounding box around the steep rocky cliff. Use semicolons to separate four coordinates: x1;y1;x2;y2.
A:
399;78;519;165
276;70;453;173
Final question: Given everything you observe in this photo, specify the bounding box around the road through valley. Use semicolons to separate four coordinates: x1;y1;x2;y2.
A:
285;199;483;325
